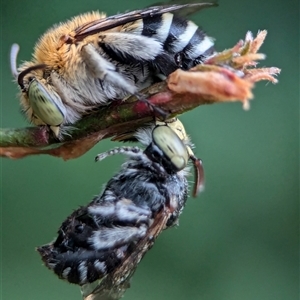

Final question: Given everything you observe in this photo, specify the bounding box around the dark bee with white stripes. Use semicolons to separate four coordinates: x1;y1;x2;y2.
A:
37;123;204;284
11;3;216;136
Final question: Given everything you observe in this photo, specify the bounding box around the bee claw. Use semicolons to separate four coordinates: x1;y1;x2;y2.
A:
135;93;170;119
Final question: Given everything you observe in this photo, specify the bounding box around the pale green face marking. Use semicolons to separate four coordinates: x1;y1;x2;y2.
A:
28;79;66;126
152;126;189;171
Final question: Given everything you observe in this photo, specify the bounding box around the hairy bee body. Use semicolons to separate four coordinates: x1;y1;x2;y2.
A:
13;3;215;136
37;125;192;284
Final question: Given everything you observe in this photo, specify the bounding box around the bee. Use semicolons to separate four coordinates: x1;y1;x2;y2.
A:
37;123;204;285
11;3;216;137
113;117;205;196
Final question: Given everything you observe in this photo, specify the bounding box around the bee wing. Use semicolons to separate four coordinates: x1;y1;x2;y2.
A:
149;1;218;17
74;3;216;41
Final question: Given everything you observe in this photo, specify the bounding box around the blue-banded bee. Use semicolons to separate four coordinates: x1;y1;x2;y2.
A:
37;123;204;285
11;3;216;137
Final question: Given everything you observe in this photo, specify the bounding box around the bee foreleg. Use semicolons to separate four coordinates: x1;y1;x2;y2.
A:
81;44;136;94
135;92;169;119
98;32;162;62
50;72;96;112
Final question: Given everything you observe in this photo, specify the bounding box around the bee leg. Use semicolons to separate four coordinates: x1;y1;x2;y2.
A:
98;32;162;62
82;44;168;119
81;44;136;94
88;196;152;250
89;197;152;225
50;72;95;112
89;224;148;250
135;92;169;119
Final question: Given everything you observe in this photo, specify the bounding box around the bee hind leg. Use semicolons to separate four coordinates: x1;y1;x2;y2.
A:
89;224;149;250
89;197;152;226
88;197;152;250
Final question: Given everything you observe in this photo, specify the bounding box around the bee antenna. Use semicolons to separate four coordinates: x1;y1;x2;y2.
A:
95;146;143;162
17;63;47;90
190;155;205;197
10;44;20;79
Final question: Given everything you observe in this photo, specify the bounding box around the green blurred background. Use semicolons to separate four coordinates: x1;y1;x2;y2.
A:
1;0;298;299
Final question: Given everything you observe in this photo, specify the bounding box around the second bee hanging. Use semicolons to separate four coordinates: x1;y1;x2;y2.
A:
11;3;216;137
37;121;204;286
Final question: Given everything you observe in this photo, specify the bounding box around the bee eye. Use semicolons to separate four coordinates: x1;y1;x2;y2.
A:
151;126;189;172
170;155;186;171
27;79;66;132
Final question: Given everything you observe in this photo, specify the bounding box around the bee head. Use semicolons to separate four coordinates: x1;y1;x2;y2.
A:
154;120;205;197
96;123;205;197
18;65;66;137
10;44;66;137
144;125;189;173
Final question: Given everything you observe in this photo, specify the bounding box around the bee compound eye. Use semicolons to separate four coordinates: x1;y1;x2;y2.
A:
152;126;189;171
170;155;186;171
27;79;66;126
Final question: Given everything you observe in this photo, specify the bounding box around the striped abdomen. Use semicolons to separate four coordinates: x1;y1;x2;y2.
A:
123;12;215;75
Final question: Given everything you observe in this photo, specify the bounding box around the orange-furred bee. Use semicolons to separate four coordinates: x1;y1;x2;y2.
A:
10;3;216;137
